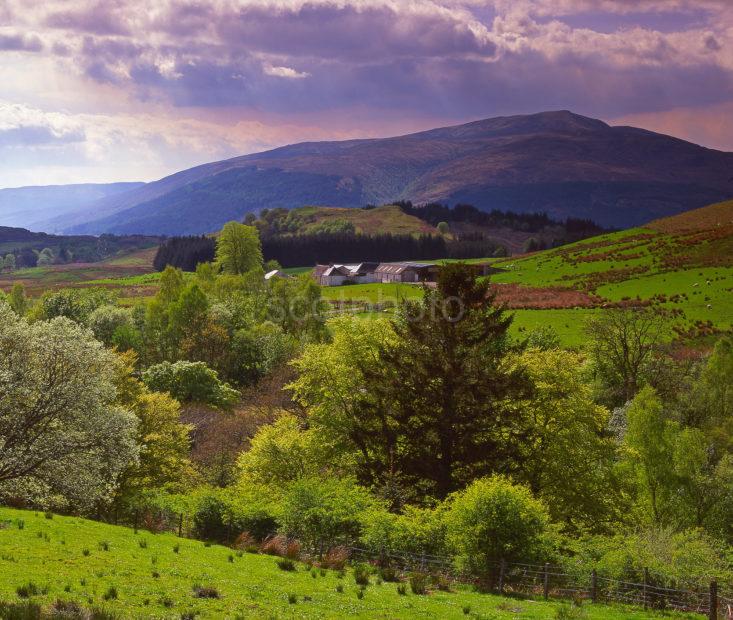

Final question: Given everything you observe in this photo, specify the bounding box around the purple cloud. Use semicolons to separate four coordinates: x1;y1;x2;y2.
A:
0;32;42;52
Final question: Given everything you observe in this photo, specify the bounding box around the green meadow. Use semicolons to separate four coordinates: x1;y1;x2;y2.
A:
0;508;699;620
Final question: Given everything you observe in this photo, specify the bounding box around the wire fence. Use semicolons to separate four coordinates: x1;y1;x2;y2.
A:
113;508;731;619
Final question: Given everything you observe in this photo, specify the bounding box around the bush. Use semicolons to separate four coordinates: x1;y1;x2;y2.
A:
277;558;296;571
16;582;46;598
260;535;287;556
379;567;399;582
43;511;53;520
287;593;297;604
353;564;370;586
278;477;378;556
192;585;220;599
142;361;239;409
322;546;349;570
409;572;429;595
396;584;407;596
192;489;277;544
445;476;553;578
102;586;118;601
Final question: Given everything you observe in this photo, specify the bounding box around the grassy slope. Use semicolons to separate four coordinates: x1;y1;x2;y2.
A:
0;508;695;620
291;205;437;236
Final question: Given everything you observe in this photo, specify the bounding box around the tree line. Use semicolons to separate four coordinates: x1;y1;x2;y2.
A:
154;231;506;270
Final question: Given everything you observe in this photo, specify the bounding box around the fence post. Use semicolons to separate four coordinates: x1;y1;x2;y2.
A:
543;563;550;600
178;513;183;538
498;559;505;595
709;580;718;620
643;567;649;610
591;569;597;604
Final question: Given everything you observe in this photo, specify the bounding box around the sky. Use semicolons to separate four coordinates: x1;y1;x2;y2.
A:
1;0;732;188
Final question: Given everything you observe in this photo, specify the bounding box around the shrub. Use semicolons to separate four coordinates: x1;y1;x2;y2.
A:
463;605;471;615
16;519;24;530
234;531;258;553
16;582;46;598
160;596;174;608
228;554;234;563
261;535;287;556
142;360;239;409
356;589;364;600
139;539;148;549
44;511;53;520
353;564;370;586
379;567;398;582
397;584;407;596
82;549;90;557
173;544;180;554
287;593;297;605
99;541;109;552
285;540;301;560
322;546;349;570
102;586;118;601
277;558;296;572
192;585;220;599
152;571;160;579
335;584;343;594
445;476;553;577
409;572;429;595
51;599;83;615
278;477;377;556
192;490;276;544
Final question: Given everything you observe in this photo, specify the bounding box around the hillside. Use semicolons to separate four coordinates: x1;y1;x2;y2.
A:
40;111;733;236
0;508;687;619
0;183;145;231
265;205;437;236
321;201;733;346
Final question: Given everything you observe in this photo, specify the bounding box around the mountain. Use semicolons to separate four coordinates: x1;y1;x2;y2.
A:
0;182;145;232
47;111;733;236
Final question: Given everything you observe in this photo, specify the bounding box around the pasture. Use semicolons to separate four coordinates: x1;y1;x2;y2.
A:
0;508;699;620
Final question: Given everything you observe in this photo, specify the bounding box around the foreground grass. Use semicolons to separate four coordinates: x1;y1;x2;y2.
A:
0;508;698;619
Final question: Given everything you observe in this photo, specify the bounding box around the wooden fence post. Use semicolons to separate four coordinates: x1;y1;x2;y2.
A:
178;513;183;538
591;569;597;604
498;559;505;594
543;563;550;600
643;567;649;610
709;580;718;620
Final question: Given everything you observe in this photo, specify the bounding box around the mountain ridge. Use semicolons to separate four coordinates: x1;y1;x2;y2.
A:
27;111;733;235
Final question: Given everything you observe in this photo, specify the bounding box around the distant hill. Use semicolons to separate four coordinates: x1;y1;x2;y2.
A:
0;182;145;231
36;110;733;236
0;225;158;268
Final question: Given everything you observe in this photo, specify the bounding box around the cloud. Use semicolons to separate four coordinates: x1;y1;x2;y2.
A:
1;0;733;187
0;31;43;52
263;64;310;79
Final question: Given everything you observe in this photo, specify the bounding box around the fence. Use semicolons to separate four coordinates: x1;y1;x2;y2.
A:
113;509;733;619
349;547;733;619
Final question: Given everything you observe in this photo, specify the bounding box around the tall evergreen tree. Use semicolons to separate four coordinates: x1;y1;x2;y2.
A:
356;263;530;500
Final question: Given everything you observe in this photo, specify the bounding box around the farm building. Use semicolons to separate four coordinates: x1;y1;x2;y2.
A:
313;262;380;286
374;262;439;283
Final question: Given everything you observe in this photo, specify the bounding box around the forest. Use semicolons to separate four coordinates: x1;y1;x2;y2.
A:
1;220;732;615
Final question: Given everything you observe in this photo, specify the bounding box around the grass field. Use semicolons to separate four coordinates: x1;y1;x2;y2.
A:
0;508;700;620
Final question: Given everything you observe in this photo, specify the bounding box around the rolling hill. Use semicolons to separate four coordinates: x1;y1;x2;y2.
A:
40;111;733;236
0;182;145;231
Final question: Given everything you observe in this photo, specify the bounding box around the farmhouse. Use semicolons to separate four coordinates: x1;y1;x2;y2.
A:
313;262;380;286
